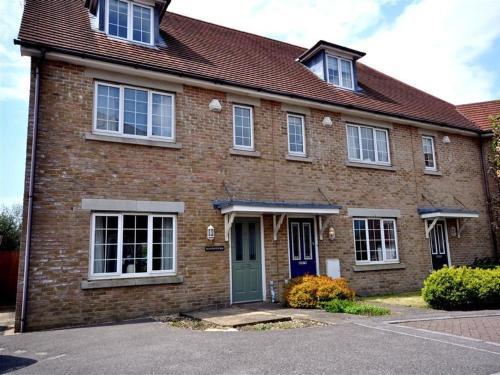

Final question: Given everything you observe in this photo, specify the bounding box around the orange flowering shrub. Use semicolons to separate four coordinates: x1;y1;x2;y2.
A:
284;275;355;308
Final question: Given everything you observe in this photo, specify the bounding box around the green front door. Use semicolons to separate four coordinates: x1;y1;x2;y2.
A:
231;217;263;303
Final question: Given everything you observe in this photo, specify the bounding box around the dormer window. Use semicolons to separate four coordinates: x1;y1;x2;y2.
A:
105;0;153;45
326;55;353;89
299;40;365;92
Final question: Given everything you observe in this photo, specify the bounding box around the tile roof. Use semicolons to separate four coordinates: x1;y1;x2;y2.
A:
17;0;480;132
456;100;500;132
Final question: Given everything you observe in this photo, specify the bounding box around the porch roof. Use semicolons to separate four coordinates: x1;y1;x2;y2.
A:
417;207;480;219
213;199;341;215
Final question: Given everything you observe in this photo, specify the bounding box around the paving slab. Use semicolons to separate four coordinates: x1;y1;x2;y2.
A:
183;306;292;327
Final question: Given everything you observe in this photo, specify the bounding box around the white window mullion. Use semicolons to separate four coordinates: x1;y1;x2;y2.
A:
127;1;132;41
117;214;123;276
357;125;363;161
380;219;386;262
147;215;153;273
364;219;370;263
119;86;124;134
147;91;152;138
373;128;379;163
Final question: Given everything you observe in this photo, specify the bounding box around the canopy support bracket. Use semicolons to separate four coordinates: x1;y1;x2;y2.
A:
273;214;286;241
425;218;438;239
224;212;236;242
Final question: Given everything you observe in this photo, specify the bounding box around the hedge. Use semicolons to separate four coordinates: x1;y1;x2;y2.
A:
284;275;355;308
422;266;500;310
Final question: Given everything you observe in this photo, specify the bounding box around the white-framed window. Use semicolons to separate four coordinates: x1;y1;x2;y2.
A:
94;82;175;141
233;105;254;150
105;0;154;45
422;136;437;170
287;114;306;156
90;213;177;278
326;55;354;90
346;123;390;165
353;218;398;264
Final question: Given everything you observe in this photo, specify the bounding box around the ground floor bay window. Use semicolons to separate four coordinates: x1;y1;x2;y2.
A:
91;213;176;277
353;218;398;263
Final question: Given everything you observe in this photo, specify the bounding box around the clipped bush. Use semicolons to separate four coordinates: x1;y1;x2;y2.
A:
422;266;500;310
284;275;355;308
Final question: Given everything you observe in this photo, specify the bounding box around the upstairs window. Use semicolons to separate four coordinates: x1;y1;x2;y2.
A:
347;124;390;165
327;55;354;89
233;105;254;150
106;0;153;45
422;136;437;170
94;82;175;142
287;114;306;156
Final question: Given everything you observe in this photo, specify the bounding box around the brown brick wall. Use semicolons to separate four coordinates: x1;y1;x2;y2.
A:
16;59;495;331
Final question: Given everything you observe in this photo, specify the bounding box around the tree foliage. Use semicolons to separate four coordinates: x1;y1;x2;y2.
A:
0;204;23;250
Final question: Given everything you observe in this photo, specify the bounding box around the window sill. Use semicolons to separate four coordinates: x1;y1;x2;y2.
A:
286;155;313;163
345;161;397;171
229;148;261;158
85;133;182;149
81;275;184;289
353;263;406;272
423;169;442;176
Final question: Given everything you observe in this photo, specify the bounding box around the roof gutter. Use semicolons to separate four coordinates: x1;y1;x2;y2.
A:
20;50;45;333
15;39;481;137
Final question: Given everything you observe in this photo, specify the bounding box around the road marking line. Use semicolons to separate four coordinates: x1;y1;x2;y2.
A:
0;348;5;351
386;313;500;324
353;322;500;356
395;324;500;347
14;350;27;354
47;354;66;360
35;352;48;356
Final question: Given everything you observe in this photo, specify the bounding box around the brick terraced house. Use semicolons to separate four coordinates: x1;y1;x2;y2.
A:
15;0;498;331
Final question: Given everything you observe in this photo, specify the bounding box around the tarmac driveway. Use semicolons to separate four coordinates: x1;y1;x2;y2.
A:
1;316;500;375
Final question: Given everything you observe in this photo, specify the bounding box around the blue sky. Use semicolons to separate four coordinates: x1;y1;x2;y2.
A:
1;0;499;206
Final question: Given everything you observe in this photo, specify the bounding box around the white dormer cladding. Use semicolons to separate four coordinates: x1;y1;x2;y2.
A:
299;41;366;91
85;0;170;46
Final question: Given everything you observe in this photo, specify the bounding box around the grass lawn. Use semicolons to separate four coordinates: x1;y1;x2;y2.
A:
321;299;391;316
361;291;428;309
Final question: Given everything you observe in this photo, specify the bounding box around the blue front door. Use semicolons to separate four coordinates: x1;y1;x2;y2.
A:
289;218;317;278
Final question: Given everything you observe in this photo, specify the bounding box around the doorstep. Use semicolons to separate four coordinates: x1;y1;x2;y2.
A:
183;306;292;328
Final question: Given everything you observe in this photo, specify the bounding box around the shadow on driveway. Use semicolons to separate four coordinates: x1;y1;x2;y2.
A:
0;355;37;374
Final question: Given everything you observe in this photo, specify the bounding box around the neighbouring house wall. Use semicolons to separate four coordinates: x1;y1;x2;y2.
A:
482;138;500;258
16;60;494;331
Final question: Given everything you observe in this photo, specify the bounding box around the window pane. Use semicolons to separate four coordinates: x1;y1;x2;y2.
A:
108;0;128;38
93;215;119;274
235;223;243;261
248;223;256;261
152;217;174;271
288;115;304;154
422;137;436;169
96;84;120;132
303;223;312;260
234;106;252;148
132;4;151;44
124;88;148;136
375;130;389;163
152;94;173;138
327;56;339;85
347;125;360;160
122;215;148;274
368;220;382;262
340;59;353;89
291;223;301;260
360;127;375;162
354;220;367;261
383;220;397;260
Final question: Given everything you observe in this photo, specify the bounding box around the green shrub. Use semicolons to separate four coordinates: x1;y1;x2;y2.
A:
321;299;390;316
284;275;355;308
422;266;500;310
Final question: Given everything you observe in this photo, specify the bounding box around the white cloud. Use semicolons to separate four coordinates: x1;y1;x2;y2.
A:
353;0;500;103
0;0;30;102
170;0;500;104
